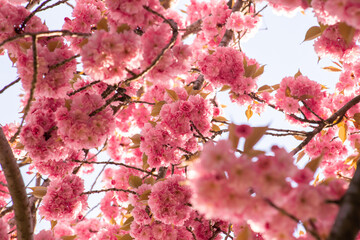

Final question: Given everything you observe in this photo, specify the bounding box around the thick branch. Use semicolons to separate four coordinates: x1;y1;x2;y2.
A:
0;128;33;240
292;95;360;155
328;161;360;240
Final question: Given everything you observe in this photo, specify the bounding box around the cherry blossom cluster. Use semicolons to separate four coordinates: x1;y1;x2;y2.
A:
190;138;348;239
312;0;360;29
39;174;87;220
55;92;115;149
275;75;326;117
199;47;260;95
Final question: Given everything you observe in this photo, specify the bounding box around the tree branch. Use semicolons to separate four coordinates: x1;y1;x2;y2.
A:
0;128;33;240
328;160;360;240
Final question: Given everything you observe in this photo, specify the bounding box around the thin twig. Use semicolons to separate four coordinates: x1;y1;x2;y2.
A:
72;160;159;177
20;0;53;30
49;54;80;70
264;198;321;240
10;35;38;143
123;6;178;85
67;80;101;96
37;0;70;12
89;159;110;192
82;188;137;195
0;30;90;49
0;78;21;94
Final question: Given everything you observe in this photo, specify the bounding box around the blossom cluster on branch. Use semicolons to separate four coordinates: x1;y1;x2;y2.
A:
2;0;360;239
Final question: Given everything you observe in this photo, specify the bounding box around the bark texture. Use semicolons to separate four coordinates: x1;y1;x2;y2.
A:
0;127;33;240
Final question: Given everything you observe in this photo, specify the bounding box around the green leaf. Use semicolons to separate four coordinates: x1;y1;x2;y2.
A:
151;101;166;116
166;89;179;101
303;26;322;42
243;126;268;153
129;175;142;188
252;65;265;79
245;105;253;121
305;154;323;172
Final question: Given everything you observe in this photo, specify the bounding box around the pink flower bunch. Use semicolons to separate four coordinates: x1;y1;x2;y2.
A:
130;221;191;240
275;75;325;117
74;218;102;240
190;140;346;239
266;0;309;15
160;95;213;136
17;42;76;98
148;175;192;225
39;174;87;220
20;98;72;163
314;23;358;61
105;0;163;29
0;0;47;43
103;167;138;202
32;150;83;178
140;123;184;167
81;29;141;84
100;192;120;220
225;12;261;38
129;184;153;225
34;230;55;240
312;0;360;29
56;92;115;149
199;47;259;95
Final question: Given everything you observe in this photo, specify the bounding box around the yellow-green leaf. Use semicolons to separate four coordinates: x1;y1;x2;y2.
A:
272;84;280;90
323;66;342;72
61;236;77;240
213;116;228;122
51;220;57;230
235;225;251;240
294;69;302;78
142;153;150;170
298;94;313;100
144;177;156;185
338;122;348;143
285;86;292;97
243;126;268;153
120;217;134;231
129;175;142;188
296;150;305;163
257;85;272;93
130;134;141;145
117;24;131;33
244;64;257;78
303;26;322;42
151;101;166;116
28;186;47;198
228;123;240;150
117;234;134;240
139;189;151;201
245;105;253;121
305;154;323;172
252;65;265;79
220;85;231;92
339;22;356;46
211;124;221;132
166;89;179;101
47;40;61;52
97;17;109;32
